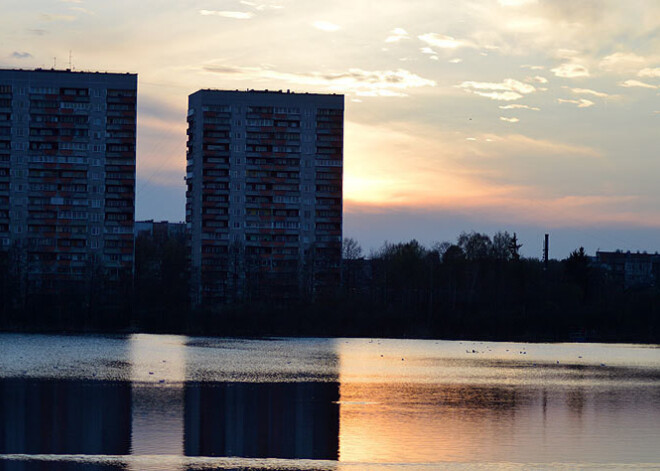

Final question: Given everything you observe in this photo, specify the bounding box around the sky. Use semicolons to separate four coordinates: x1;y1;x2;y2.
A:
1;0;659;258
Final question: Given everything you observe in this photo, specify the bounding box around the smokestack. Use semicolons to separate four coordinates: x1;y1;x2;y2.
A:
543;234;549;269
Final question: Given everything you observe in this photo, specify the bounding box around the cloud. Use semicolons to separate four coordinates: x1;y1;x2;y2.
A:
419;33;471;49
638;68;660;78
498;0;537;6
521;65;544;70
528;75;548;84
203;64;436;96
199;10;254;19
499;104;540;111
313;21;340;32
239;0;284;11
27;29;47;35
619;79;658;89
505;16;550;33
599;52;647;72
449;58;463;64
500;117;520;123
569;87;611;98
10;52;32;59
551;63;589;78
40;13;77;21
385;28;409;43
69;6;94;15
558;98;595;108
458;79;536;101
420;47;435;55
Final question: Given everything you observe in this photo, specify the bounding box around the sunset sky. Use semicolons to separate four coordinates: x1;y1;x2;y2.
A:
2;0;659;257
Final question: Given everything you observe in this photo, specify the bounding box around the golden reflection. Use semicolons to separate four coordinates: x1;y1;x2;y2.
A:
335;339;660;465
129;334;187;470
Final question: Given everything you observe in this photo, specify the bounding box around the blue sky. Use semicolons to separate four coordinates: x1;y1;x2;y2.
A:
2;0;660;257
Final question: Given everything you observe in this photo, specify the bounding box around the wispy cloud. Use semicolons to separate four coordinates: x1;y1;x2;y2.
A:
203;64;436;97
10;51;32;59
498;0;537;6
199;10;254;19
70;6;94;15
551;63;589;78
419;33;472;49
558;98;595;108
40;13;77;22
458;79;536;101
638;67;660;78
569;87;611;98
527;75;548;84
385;28;409;43
599;52;647;72
500;117;520;123
619;79;658;89
239;0;284;11
499;104;540;111
449;58;463;64
313;21;340;32
521;65;544;70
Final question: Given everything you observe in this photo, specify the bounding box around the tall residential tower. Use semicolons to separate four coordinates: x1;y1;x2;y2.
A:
186;90;343;305
0;68;137;292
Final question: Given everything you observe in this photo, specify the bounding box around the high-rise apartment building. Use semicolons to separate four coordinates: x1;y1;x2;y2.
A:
0;68;137;292
186;90;343;305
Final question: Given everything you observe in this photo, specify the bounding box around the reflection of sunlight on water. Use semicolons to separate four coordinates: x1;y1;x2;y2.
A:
3;454;657;470
1;335;659;469
129;334;187;470
129;333;187;384
336;338;660;465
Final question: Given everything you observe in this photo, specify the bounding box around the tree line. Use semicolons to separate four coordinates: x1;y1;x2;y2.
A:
1;230;658;343
335;232;658;342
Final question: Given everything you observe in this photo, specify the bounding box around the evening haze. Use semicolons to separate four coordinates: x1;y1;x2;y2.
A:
2;0;659;257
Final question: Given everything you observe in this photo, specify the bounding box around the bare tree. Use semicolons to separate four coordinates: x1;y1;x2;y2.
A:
342;237;363;260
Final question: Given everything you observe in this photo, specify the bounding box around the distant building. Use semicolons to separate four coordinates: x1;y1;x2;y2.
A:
135;220;186;242
186;89;344;306
0;68;137;292
595;251;660;289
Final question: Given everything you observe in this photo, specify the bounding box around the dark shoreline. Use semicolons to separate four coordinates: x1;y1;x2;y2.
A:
2;323;658;345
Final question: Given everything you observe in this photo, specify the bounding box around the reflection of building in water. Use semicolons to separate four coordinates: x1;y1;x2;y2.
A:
184;382;339;459
0;378;131;455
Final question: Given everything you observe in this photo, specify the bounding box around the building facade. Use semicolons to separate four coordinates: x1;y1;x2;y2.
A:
0;68;137;293
186;90;343;305
595;250;660;289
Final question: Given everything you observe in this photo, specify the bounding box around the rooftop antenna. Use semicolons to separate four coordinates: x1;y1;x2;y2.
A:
53;56;57;69
68;50;73;70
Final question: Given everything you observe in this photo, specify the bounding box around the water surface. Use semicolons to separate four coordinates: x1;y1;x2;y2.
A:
0;334;658;470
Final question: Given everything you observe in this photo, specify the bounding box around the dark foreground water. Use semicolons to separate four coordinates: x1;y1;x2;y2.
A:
0;334;659;470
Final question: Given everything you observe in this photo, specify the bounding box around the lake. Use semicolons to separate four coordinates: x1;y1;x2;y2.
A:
0;333;659;470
